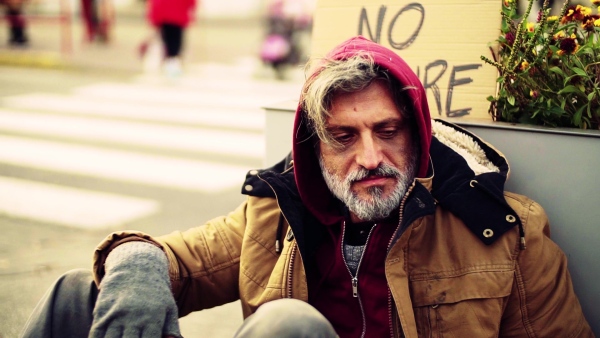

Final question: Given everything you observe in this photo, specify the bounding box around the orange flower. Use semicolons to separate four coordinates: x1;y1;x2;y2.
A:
582;14;600;31
562;5;592;23
526;22;536;33
553;30;566;41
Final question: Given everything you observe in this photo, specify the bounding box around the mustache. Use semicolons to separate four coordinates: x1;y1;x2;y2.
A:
346;164;402;183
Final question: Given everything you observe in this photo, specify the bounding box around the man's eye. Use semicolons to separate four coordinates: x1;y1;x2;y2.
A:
333;134;354;144
378;129;398;138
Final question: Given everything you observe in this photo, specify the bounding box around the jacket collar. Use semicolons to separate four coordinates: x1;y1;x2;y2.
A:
429;119;522;245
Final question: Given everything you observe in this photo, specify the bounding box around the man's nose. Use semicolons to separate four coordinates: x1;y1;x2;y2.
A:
356;136;382;170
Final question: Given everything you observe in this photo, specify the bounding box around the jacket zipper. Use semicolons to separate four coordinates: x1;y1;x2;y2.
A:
341;220;378;338
387;184;414;338
255;172;297;299
286;241;297;298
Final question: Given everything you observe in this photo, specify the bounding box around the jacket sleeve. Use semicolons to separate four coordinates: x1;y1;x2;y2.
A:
500;197;594;337
155;200;247;316
92;200;248;317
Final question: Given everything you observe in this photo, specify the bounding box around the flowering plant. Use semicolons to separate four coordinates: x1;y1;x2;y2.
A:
482;0;600;129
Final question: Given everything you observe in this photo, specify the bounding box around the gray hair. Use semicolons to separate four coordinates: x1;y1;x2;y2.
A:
300;53;415;148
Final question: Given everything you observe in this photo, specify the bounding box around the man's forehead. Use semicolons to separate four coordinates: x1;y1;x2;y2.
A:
325;116;405;129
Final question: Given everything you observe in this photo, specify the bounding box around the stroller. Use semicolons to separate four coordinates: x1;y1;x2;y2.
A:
260;0;313;79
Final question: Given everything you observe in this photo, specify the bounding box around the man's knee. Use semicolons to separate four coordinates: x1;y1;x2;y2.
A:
236;299;337;338
256;298;321;318
21;269;97;338
59;269;94;286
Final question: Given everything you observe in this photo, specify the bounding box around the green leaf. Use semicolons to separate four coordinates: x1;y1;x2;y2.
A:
573;105;586;126
572;57;585;70
486;95;495;102
507;95;516;106
549;67;565;76
558;85;581;95
547;106;566;116
572;67;587;77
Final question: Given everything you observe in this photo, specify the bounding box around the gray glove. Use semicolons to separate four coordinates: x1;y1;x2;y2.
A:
89;241;182;338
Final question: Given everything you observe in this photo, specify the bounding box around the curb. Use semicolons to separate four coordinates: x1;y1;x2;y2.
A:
0;49;69;69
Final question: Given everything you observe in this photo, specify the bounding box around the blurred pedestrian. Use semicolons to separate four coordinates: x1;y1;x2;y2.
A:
80;0;113;43
145;0;197;77
2;0;28;47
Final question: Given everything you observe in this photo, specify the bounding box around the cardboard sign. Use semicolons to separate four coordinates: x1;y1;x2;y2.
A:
310;0;502;120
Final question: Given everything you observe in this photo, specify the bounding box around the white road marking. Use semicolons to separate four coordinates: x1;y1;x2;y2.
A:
73;82;285;110
0;175;159;229
2;93;266;131
0;135;251;192
0;109;264;158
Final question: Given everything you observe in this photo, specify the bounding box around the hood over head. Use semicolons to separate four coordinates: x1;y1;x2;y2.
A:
292;36;432;225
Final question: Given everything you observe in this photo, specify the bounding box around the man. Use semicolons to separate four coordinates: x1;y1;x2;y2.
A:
21;36;593;337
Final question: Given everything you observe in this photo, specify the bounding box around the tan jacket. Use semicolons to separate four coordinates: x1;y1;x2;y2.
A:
93;183;593;337
93;121;594;337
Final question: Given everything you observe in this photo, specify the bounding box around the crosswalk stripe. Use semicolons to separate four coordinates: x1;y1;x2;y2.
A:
74;82;290;110
2;93;266;131
0;135;251;192
133;73;303;99
0;109;265;158
0;175;159;229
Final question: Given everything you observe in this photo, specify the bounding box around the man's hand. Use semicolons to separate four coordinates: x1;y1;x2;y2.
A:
89;242;182;338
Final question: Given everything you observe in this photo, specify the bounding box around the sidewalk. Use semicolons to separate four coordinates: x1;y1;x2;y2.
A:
0;3;267;74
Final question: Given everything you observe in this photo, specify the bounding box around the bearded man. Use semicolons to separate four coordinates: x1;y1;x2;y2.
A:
22;36;593;338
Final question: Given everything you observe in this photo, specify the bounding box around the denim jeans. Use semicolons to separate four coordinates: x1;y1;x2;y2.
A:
20;269;338;338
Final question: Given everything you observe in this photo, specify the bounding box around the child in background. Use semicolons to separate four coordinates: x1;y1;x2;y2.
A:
147;0;197;77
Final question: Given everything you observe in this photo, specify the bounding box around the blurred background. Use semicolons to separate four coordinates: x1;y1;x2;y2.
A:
0;0;314;337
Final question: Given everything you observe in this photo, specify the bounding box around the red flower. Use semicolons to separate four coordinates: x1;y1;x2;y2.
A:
562;5;592;23
504;32;516;46
559;37;578;55
582;14;600;31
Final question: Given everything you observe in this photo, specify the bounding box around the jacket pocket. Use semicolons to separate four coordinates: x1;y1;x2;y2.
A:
410;270;513;338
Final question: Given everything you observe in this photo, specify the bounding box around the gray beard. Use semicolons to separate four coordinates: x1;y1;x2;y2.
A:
319;157;416;222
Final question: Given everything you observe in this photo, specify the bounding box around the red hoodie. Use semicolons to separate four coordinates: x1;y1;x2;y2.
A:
291;36;432;337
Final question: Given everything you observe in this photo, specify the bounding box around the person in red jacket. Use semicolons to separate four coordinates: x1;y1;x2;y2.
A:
147;0;196;76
